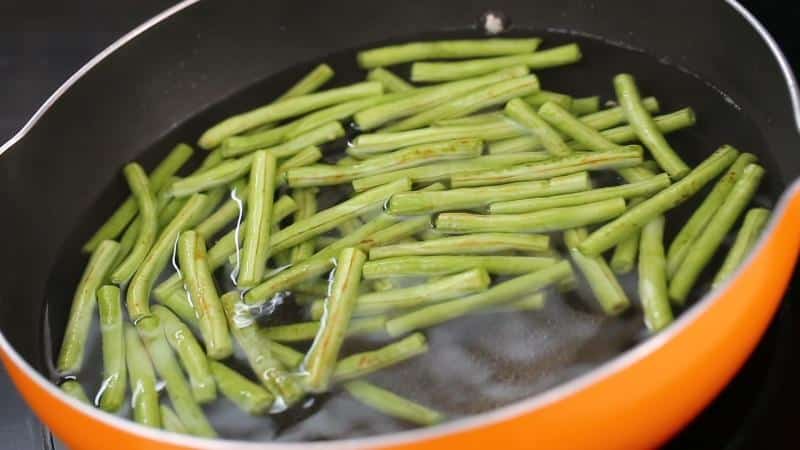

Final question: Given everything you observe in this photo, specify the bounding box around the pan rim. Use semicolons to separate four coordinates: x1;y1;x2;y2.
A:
0;0;797;447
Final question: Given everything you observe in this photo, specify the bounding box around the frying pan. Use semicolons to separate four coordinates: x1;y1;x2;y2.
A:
1;0;799;448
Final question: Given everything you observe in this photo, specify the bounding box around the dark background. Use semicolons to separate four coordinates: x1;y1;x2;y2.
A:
0;1;797;448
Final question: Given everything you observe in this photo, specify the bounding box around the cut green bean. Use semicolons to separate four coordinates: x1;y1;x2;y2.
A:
711;208;771;289
60;380;90;404
570;96;600;115
337;217;364;236
579;146;740;256
95;285;126;412
367;67;414;92
221;122;294;155
290;188;319;263
390;172;590;215
411;43;582;82
220;292;304;405
177;231;232;359
370;233;549;259
193;186;227;225
195;180;248;240
238;152;277;287
289;138;483;187
384;75;540;132
344;380;443;426
109;164;158;284
225;121;345;159
564;228;630;315
386;261;572;335
358;38;542;68
153;305;216;403
355;66;529;130
124;324;160;428
160;404;187;434
581;97;659;130
666;153;758;277
168;156;252;198
262;316;387;342
538;101;623;152
127;194;207;321
570;108;696;151
505;98;571;157
137;316;216;437
209;360;274;415
637;216;673;331
523;90;573;110
57;240;120;374
199;81;382;149
157;197;190;229
487;136;543;154
489;173;670;214
304;248;366;392
451;147;642;187
355;269;491;315
278;63;335;100
113;182;174;269
277;146;324;184
434;111;506;127
334;332;428;381
609;198;645;274
669;164;764;303
362;255;558;279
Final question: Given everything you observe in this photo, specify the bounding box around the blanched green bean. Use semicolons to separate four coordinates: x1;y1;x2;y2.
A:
580;97;659;130
290;188;319;263
157;197;189;229
83;143;193;252
160;404;187;434
153;305;216;403
224;121;345;159
487;136;543;154
277;146;323;183
344;380;444;426
523;90;573;110
411;43;582;82
238;151;277;287
110;164;158;284
434;111;506;127
638;216;673;331
113;181;175;268
570;96;600;115
389;172;590;215
208;360;274;415
609;197;645;274
262;316;387;342
538;101;623;152
370;233;549;259
505;98;571;157
278;63;335;100
579;146;740;256
57;240;120;374
195;179;248;239
124;324;161;428
570;108;696;151
168;156;252;198
199;81;382;149
95;285;126;412
386;261;572;335
60;380;90;404
334;333;428;381
711;208;771;289
362;255;558;279
357;38;542;68
221;122;294;155
564;228;630;315
367;67;414;92
669;164;764;303
304;248;367;392
337;217;364;236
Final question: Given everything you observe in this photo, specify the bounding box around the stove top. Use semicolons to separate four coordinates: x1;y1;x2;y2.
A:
0;1;797;448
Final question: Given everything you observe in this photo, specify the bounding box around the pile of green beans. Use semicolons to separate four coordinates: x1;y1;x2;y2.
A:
55;37;772;442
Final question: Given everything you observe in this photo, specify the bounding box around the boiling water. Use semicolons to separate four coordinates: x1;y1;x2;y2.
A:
42;29;777;442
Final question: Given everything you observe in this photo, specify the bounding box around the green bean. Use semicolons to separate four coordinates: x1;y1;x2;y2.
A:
208;360;274;415
581;97;659;130
386;260;572;335
450;147;642;187
157;197;189;229
505;98;571;157
109;164;158;284
370;233;549;259
261;316;387;342
637;216;673;331
193;186;227;225
355;66;529;130
137;317;216;437
358;38;542;68
238;152;277;287
614;74;689;178
159;404;187;434
221;122;294;155
390;172;590;215
580;147;740;257
220;292;304;405
487;136;543;154
124;324;161;428
334;333;428;381
506;292;547;311
411;43;582;82
224;121;345;159
537;101;625;152
168;155;252;197
199;81;383;149
60;380;90;404
113;183;173;269
177;231;233;359
669;164;764;303
337;217;364;236
197;148;225;172
367;67;414;92
289;188;319;263
270;341;306;369
277;146;324;183
434;111;506;127
356;269;491;315
570;96;600;115
352;152;552;192
523;90;573;110
195;179;247;239
304;248;367;392
609;198;645;274
384;75;540;132
344;380;443;425
57;240;120;374
711;208;771;289
278;63;335;100
362;255;558;279
570;108;696;151
153;305;216;403
289;138;483;187
564;228;630;315
127;194;207;321
489;173;670;214
83;144;193;252
95;285;126;412
665;153;757;276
